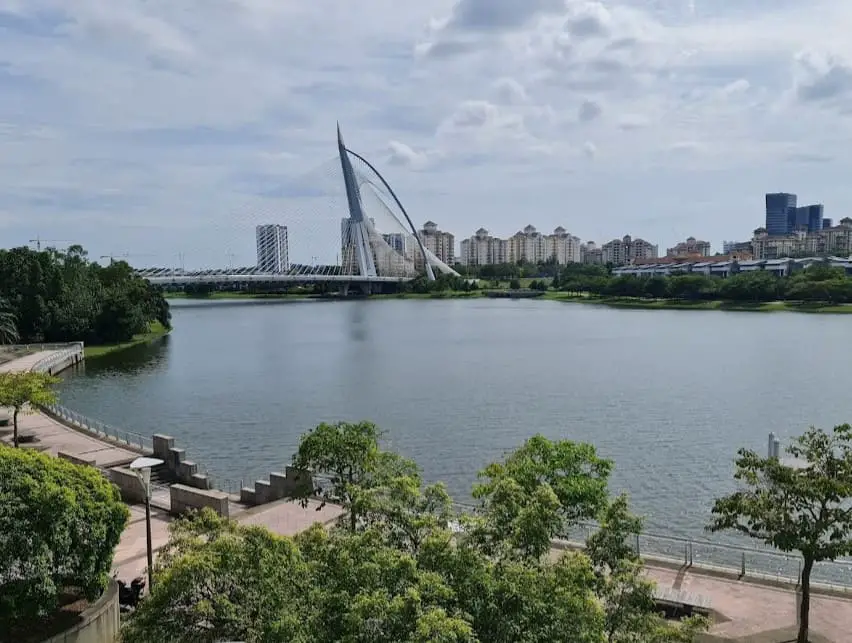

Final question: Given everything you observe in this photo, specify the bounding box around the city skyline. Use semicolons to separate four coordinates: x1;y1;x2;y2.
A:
3;2;852;267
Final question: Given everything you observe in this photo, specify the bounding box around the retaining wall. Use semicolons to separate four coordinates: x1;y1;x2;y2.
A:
40;579;119;643
239;466;313;506
170;483;229;518
107;467;148;504
152;434;211;489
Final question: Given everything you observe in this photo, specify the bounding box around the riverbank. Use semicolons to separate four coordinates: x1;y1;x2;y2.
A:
84;321;170;359
548;294;852;313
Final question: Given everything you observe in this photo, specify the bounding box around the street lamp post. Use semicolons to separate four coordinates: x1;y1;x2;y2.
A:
129;456;164;591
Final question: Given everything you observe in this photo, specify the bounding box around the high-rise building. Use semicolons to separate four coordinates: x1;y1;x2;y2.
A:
507;225;550;264
255;224;289;273
796;204;824;232
548;227;582;264
765;192;797;235
459;228;508;266
417;221;455;267
667;236;711;257
823;218;833;230
601;235;658;266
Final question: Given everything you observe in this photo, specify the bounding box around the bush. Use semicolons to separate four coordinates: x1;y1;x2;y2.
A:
0;446;129;631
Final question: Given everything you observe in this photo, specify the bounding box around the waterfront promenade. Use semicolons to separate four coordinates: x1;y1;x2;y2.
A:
2;349;852;641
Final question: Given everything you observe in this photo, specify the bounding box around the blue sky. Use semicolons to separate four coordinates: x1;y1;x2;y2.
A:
1;0;852;267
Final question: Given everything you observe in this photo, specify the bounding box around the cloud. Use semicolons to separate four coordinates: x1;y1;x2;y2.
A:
387;140;430;168
444;0;567;31
578;98;603;122
492;77;529;104
2;0;852;266
793;50;852;112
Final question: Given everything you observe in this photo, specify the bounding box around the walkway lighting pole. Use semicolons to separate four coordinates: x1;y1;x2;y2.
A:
129;456;164;591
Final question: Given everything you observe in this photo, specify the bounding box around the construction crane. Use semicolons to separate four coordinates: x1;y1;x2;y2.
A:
29;237;70;251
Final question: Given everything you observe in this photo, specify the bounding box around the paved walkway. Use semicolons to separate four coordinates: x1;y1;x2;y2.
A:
3;350;852;641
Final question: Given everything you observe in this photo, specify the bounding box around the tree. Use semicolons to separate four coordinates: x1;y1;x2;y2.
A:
588;496;708;642
0;371;59;447
0;297;18;344
708;424;852;643
0;445;129;634
292;421;385;532
127;427;705;643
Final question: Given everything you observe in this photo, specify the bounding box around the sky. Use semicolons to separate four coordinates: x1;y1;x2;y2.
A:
2;0;852;268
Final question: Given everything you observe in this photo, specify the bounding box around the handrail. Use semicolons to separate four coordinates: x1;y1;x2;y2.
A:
41;402;152;453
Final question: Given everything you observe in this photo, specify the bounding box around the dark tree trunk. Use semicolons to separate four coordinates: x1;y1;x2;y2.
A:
12;407;19;448
798;557;813;643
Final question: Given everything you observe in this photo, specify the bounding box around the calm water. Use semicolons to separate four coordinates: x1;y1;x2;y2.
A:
58;299;852;540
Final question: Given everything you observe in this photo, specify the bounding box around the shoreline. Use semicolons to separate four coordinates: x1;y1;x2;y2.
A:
84;321;171;359
166;290;852;312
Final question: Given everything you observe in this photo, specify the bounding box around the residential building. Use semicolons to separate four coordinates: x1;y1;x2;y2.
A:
765;192;797;236
506;225;546;264
751;218;852;259
255;224;289;273
581;242;603;265
382;232;409;257
548;227;582;264
667;236;711;257
601;235;658;266
459;228;508;266
417;221;454;267
723;240;753;255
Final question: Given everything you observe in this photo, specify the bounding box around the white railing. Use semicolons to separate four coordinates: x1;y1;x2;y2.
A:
30;343;84;374
42;402;152;453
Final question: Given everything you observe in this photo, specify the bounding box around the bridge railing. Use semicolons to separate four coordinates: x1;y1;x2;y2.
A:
30;343;84;374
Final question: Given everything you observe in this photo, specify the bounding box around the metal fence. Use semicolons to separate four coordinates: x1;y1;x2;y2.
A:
563;520;852;592
42;402;152;453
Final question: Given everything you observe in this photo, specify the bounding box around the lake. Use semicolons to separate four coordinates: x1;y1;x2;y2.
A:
58;298;852;543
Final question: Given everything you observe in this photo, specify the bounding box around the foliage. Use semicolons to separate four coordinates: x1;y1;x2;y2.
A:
0;297;19;344
0;245;170;345
0;445;129;633
405;274;479;294
553;259;852;304
128;426;706;643
709;424;852;643
0;371;59;447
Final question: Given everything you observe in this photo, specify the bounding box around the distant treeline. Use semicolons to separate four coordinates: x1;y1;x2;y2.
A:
554;262;852;303
0;245;171;344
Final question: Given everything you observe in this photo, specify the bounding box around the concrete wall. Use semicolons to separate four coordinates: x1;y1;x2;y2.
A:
41;579;118;643
240;466;313;506
152;434;211;490
107;467;148;504
170;483;229;518
58;451;97;468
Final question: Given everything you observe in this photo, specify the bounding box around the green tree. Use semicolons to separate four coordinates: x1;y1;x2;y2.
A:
0;297;18;344
0;371;59;447
509;278;521;290
122;511;311;643
708;424;852;643
588;496;708;642
292;421;387;532
0;445;129;634
473;435;613;550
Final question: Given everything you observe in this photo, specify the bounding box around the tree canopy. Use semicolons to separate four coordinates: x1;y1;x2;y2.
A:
0;245;170;344
0;371;59;447
0;445;129;635
709;424;852;643
125;425;705;643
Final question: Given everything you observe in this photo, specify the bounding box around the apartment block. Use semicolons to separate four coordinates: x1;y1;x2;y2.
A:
601;235;658;266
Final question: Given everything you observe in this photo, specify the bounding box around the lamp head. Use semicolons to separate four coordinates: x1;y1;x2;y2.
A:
129;457;164;497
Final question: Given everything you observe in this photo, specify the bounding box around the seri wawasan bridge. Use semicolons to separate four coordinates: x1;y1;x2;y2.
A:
135;126;459;294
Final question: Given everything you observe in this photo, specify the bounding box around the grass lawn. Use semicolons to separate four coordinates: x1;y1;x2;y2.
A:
84;321;170;359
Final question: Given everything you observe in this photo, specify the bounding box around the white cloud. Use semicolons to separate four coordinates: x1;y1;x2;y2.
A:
1;0;852;265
